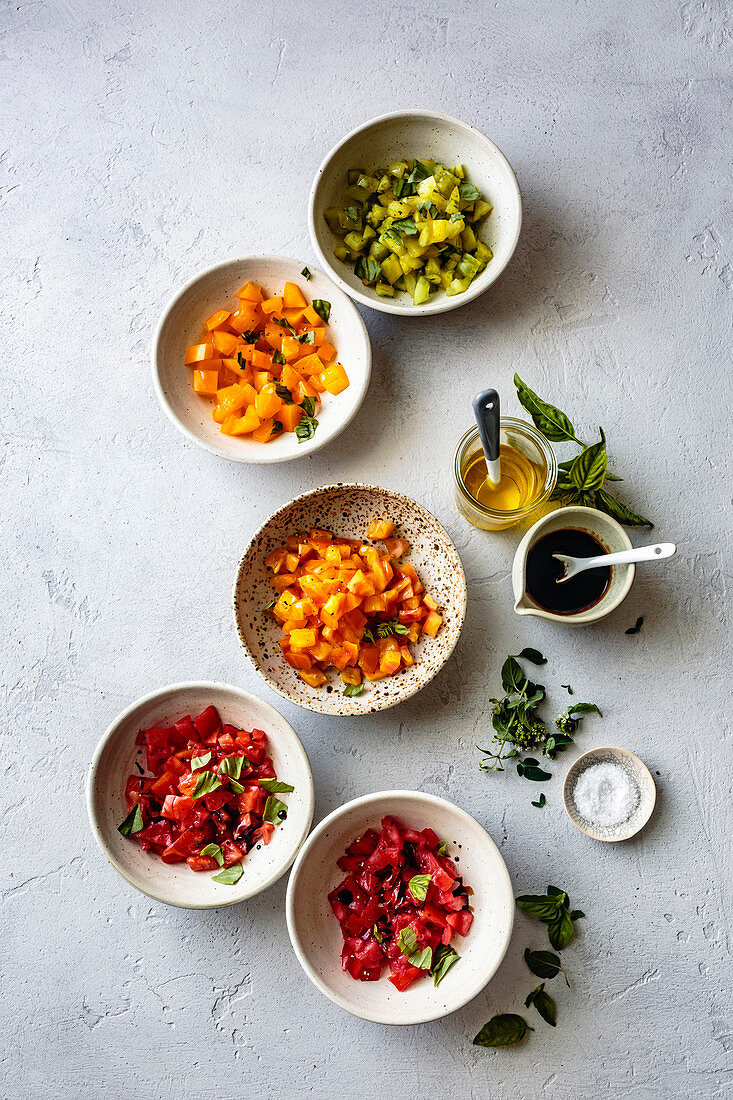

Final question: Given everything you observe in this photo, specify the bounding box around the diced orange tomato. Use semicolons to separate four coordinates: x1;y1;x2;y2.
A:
193;369;219;396
235;281;264;301
212;330;239;356
321;363;349;395
185;343;219;365
205;308;231;331
264;524;440;693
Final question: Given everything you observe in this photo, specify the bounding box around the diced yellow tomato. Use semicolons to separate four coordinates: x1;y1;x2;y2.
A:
367;520;396;539
316;341;336;362
261;296;284;314
299;669;327;687
193;369;220;396
212;330;239;355
185;342;219;365
235;281;264;301
320;363;349;395
422;611;442;636
205;308;231;331
283;281;307;309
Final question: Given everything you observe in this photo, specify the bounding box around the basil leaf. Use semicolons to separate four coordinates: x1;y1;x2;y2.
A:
515;894;563;922
561;683;573;694
276;384;294;404
118;803;143;837
390;217;419;236
258;778;294;794
236;351;248;368
408;947;432;970
548;908;574;950
297;330;315;344
272;349;285;366
300;265;311;280
397;926;418;957
431;943;460;986
200;842;224;867
376;620;409;639
514;373;579;443
459;183;480;201
524;948;569;986
407;160;431;185
299;395;316;418
570;909;585;920
382;227;403;246
625;616;644;635
354;256;382;284
190;751;211;771
274;316;295;331
473;1014;533;1047
191;771;222;800
594;487;653;528
501;655;526;693
516;647;546;665
219;755;248;780
546;886;567;901
525;983;557;1026
436;840;449;856
531;793;547;808
263;795;287;824
569;702;602;717
518;762;552;781
271;420;283;434
373;924;384;944
343;683;364;697
312;299;330;323
567;429;607;492
361;627;375;644
212;862;243;885
228;778;245;795
295;416;318;443
242;330;259;344
407;874;431;902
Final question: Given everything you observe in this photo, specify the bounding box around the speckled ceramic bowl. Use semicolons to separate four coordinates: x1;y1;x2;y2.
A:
152;256;371;463
563;746;656;842
232;484;467;715
309;111;522;316
86;682;314;908
286;790;514;1025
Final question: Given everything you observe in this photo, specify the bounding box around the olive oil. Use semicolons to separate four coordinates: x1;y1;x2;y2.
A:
463;444;544;513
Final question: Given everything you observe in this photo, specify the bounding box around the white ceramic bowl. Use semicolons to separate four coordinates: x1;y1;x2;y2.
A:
512;505;636;624
87;682;314;908
309;111;522;316
286;791;514;1024
563;746;657;842
233;483;467;716
152;256;371;463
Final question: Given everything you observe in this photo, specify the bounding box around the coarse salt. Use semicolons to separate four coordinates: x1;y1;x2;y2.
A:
573;761;639;828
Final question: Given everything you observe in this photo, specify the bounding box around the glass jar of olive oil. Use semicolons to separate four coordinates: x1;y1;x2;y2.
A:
453;418;557;531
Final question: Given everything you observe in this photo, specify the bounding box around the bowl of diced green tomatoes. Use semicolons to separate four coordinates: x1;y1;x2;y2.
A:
309;111;522;316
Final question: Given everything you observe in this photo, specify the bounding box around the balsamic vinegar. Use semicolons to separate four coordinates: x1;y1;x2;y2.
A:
526;529;611;615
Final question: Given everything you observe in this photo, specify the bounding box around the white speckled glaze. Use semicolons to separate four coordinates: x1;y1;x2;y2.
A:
152;256;371;463
86;683;314;908
512;505;636;624
232;484;467;715
286;790;514;1024
563;746;657;842
309;111;522;315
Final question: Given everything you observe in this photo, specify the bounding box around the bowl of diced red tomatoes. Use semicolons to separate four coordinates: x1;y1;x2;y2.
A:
87;682;314;908
153;256;371;464
286;791;514;1024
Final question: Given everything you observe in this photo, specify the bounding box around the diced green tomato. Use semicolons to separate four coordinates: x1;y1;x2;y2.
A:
472;199;493;221
402;271;418;297
456;253;483;280
344;231;365;253
324;207;343;233
334;244;350;263
346;169;364;186
375;282;395;297
446;276;471;296
461;226;477;252
475;241;494;264
413;276;431;305
388;160;408;178
369;240;389;262
380;254;403;285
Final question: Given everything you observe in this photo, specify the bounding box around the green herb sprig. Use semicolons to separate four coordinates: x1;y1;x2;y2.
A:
478;649;549;771
514;374;653;526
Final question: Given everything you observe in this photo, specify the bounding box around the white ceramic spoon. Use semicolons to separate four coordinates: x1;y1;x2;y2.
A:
553;542;677;583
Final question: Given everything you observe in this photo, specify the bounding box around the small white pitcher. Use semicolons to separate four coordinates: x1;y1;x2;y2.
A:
511;506;636;625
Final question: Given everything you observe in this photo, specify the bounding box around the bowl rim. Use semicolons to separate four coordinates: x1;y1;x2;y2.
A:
285;789;515;1024
231;482;468;715
308;110;522;316
86;680;315;909
151;255;372;464
513;505;636;623
562;746;657;842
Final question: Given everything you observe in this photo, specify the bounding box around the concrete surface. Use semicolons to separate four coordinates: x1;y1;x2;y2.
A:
2;1;731;1097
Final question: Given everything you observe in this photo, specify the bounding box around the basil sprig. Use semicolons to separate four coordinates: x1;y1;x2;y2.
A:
473;1014;533;1047
118;803;143;837
516;886;583;951
478;651;549;771
514;373;652;526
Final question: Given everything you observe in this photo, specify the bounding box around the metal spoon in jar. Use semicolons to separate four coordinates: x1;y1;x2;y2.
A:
553;542;677;583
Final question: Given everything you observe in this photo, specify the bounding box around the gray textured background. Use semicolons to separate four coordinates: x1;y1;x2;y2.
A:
2;1;731;1097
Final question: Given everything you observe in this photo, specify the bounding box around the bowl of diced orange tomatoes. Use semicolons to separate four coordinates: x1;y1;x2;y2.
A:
153;257;371;463
233;484;467;715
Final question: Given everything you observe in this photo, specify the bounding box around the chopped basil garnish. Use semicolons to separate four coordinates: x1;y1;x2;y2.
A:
258;778;295;794
373;924;384;944
397;926;418;957
300;394;316;418
200;842;224;867
295;416;318;443
212;862;243;885
432;943;460;986
436;840;449;856
409;947;433;970
407;874;431;902
190;751;212;771
274;316;295;331
263;795;288;823
272;349;285;365
312;299;330;322
219;755;248;780
296;330;315;344
191;770;222;800
228;778;246;795
118;803;143;837
343;683;364;697
275;384;294;404
242;330;259;344
271;420;283;434
301;265;311;280
376;620;409;639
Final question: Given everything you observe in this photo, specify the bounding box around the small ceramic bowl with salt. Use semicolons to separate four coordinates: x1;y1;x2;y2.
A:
563;747;656;842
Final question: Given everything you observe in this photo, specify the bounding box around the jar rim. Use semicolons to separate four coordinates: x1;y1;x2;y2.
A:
453;418;558;519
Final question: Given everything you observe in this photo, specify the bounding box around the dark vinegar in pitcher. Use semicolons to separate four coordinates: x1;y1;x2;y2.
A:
525;529;611;615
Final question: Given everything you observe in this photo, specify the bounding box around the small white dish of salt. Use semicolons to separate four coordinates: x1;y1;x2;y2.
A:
563;747;656;842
